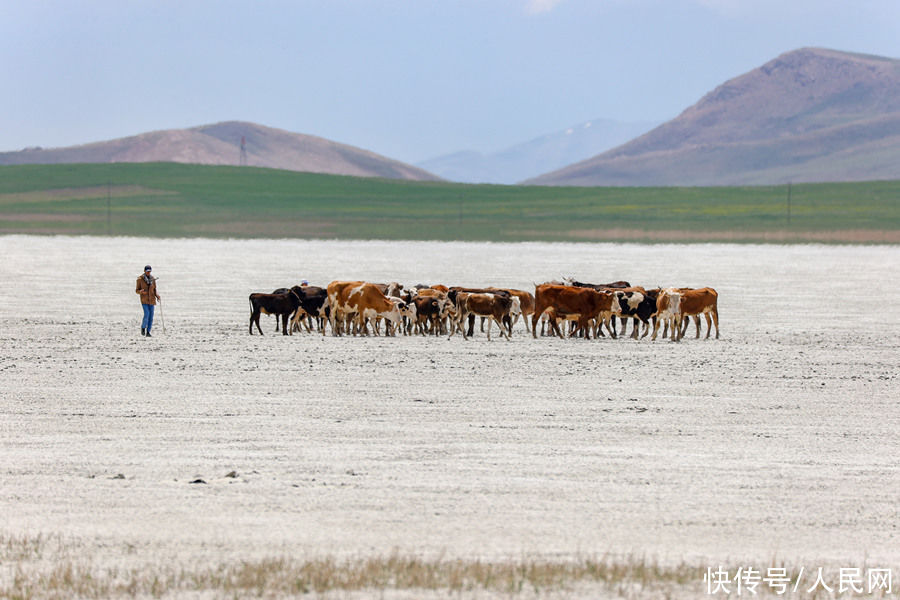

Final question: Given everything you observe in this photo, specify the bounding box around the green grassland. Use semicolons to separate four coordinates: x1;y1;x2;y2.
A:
1;163;898;242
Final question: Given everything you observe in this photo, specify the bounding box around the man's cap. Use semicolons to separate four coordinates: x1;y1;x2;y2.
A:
144;265;152;271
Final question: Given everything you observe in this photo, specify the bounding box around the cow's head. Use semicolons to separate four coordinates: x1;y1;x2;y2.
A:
397;301;416;319
509;296;522;317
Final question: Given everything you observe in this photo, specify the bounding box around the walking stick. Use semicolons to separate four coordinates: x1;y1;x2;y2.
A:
154;275;166;334
158;298;166;333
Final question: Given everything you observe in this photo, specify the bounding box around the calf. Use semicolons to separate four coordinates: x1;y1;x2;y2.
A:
249;289;301;335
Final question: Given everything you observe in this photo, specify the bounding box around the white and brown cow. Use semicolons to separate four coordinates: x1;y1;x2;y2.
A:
345;282;410;336
651;288;682;341
325;280;364;336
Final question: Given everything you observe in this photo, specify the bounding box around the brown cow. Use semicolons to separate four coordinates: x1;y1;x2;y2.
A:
531;285;614;340
486;288;535;334
449;292;513;341
677;287;719;339
411;287;453;334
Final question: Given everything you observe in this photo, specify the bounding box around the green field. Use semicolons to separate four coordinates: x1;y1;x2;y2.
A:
1;163;898;242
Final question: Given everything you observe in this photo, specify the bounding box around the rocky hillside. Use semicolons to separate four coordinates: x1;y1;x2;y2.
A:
0;121;441;182
528;48;900;186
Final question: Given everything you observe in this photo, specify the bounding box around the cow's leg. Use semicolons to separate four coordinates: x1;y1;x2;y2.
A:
694;315;702;338
602;315;616;339
708;310;719;339
250;308;264;335
449;313;462;339
577;317;591;340
496;316;511;341
531;312;541;339
467;314;476;337
548;316;564;339
642;317;653;339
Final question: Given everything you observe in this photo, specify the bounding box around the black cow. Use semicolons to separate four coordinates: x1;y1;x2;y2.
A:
566;279;631;291
288;285;328;334
614;287;660;339
249;289;302;335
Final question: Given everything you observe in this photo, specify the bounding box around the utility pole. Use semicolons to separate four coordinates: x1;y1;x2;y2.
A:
786;182;792;227
107;181;111;235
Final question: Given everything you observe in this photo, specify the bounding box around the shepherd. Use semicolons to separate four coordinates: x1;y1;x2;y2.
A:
135;264;161;337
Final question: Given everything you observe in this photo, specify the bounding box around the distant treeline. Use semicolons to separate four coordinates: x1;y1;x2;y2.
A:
1;163;898;242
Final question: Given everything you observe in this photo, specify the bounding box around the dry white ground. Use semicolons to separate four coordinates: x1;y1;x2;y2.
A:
1;236;899;597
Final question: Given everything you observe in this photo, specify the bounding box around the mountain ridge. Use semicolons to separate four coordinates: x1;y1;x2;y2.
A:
528;47;900;186
0;121;441;182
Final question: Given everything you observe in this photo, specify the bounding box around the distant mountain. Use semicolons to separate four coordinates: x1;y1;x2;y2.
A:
0;121;441;182
528;48;900;186
417;119;658;184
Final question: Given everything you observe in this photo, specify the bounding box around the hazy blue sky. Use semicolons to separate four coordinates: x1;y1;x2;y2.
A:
3;1;899;162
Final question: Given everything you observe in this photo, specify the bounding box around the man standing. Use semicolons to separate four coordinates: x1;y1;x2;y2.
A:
135;265;161;337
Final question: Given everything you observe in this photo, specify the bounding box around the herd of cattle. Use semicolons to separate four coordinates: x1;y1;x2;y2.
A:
248;278;720;342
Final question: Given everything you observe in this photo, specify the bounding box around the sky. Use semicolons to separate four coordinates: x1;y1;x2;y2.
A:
2;1;900;163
